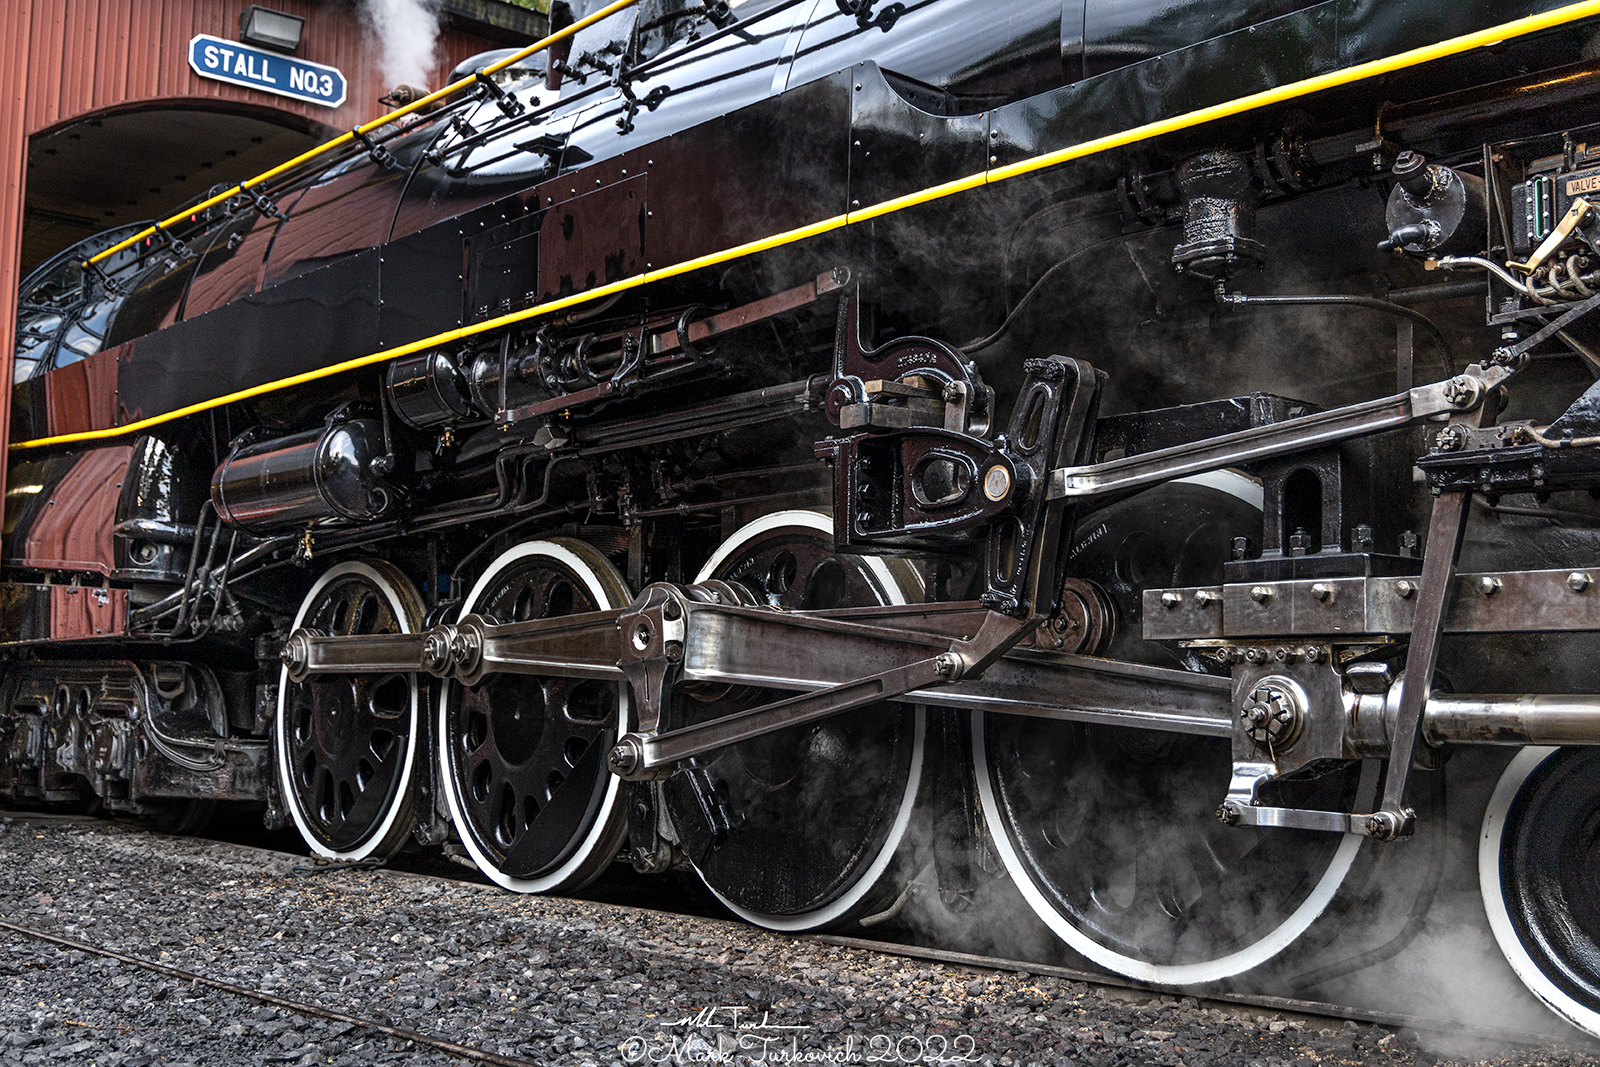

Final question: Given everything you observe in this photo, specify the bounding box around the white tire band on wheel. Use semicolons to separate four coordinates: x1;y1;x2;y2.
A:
1479;746;1600;1037
690;509;926;932
974;469;1367;984
438;539;630;893
276;560;421;862
972;727;1374;984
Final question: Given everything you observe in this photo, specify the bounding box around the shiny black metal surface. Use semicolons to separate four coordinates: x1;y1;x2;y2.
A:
211;418;391;533
16;0;1600;1022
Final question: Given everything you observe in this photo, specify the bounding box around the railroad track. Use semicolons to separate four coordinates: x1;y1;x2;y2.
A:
0;918;542;1067
0;810;1590;1063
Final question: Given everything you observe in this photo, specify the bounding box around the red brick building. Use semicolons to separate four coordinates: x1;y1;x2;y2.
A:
0;0;546;460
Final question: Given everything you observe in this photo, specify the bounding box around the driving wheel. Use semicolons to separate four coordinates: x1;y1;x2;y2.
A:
277;560;424;860
439;538;632;892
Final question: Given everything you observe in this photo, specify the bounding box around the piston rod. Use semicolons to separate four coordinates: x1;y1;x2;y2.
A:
1428;695;1600;747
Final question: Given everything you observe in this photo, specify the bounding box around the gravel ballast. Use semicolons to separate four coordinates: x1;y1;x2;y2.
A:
0;816;1595;1066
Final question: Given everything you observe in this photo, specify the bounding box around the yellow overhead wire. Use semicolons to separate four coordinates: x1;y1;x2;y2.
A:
20;0;1600;451
82;0;647;269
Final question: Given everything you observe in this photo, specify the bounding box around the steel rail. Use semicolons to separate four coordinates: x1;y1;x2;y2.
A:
803;933;1588;1049
17;0;1600;452
0;918;544;1067
81;0;648;271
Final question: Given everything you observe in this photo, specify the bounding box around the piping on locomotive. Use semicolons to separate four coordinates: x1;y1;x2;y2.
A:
15;0;1600;1030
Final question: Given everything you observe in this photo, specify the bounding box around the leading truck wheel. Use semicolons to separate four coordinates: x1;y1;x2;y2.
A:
1481;746;1600;1036
277;560;425;861
438;539;632;893
975;475;1375;984
662;510;925;931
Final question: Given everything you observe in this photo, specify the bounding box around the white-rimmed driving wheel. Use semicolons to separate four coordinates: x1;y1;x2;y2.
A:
974;475;1375;984
438;538;632;893
1481;746;1600;1037
660;509;925;931
277;560;424;861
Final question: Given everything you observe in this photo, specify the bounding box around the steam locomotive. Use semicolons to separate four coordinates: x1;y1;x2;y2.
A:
14;0;1600;1032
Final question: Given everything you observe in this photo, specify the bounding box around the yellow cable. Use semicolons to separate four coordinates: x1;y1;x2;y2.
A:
23;0;1600;451
84;0;645;268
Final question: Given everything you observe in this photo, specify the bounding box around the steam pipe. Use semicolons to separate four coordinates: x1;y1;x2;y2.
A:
1384;279;1485;305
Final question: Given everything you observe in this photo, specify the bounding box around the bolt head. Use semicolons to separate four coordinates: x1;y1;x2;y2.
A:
608;740;640;776
1478;575;1502;596
1443;375;1481;408
1394;580;1416;599
1311;583;1335;603
1250;586;1273;604
1570;572;1593;593
1160;592;1182;609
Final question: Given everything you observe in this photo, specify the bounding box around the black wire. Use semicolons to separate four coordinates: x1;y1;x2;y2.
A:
960;233;1147;355
1218;291;1457;374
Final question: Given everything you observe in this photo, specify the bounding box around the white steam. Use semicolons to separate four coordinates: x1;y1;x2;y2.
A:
359;0;443;91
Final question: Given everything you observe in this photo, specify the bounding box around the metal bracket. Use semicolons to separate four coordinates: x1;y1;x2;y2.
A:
243;186;284;221
350;127;397;169
1493;288;1600;364
474;69;525;120
1216;763;1399;835
151;223;191;261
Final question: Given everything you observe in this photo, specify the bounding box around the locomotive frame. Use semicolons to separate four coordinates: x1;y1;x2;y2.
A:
14;0;1600;1033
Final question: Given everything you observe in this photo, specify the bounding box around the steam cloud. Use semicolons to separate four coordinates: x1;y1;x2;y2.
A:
359;0;443;90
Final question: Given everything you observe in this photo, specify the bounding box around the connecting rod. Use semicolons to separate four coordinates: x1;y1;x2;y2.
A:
280;583;1600;782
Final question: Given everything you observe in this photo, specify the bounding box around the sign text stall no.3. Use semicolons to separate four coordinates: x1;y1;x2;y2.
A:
187;34;347;109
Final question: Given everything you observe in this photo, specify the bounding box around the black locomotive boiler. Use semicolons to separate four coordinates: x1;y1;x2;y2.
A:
16;0;1600;1032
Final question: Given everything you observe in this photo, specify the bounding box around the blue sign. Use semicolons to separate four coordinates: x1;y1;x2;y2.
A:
188;34;347;109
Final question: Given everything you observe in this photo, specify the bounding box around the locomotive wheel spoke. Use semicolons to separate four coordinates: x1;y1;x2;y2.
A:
439;539;630;893
976;477;1373;983
661;510;926;932
276;561;424;861
1481;746;1600;1038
